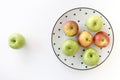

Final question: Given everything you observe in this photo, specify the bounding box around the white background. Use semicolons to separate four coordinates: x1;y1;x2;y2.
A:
0;0;119;80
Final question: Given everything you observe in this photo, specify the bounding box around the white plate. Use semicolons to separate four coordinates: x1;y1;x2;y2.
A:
51;7;114;70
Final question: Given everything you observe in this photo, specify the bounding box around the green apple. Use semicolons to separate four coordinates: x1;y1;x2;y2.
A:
86;15;103;32
64;21;79;37
61;39;79;56
8;33;25;49
82;48;99;66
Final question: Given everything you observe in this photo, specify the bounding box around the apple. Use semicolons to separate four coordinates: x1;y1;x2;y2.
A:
86;15;103;32
78;31;93;48
64;21;79;36
61;39;79;56
8;33;25;49
82;48;99;66
93;31;110;48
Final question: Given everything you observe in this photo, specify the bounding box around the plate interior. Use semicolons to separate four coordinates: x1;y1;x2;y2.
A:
51;8;114;70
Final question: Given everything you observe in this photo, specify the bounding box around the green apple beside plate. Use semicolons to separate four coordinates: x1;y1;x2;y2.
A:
51;7;114;70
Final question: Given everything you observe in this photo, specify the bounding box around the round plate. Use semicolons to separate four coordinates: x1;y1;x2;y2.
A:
51;7;114;70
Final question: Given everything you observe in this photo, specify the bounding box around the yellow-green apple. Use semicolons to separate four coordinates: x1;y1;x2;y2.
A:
64;21;79;36
78;31;93;48
61;39;79;56
82;48;99;66
93;31;110;48
8;33;25;49
86;15;103;32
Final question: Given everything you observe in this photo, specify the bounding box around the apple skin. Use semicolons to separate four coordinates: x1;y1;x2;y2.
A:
86;15;103;32
64;21;79;37
93;31;110;48
61;39;79;56
82;48;99;66
8;33;25;49
78;31;93;48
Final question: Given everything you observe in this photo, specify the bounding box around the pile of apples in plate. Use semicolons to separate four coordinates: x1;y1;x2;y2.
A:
61;15;110;66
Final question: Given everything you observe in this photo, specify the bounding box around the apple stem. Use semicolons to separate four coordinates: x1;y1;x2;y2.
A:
90;54;93;57
86;38;89;41
70;26;73;29
12;40;16;43
68;47;72;50
102;39;104;42
94;22;97;26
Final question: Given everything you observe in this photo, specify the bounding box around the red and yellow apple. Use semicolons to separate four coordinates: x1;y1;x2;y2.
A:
64;21;79;37
93;31;110;48
78;31;93;48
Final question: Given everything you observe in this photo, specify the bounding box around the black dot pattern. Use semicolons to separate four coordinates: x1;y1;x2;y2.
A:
93;11;95;13
81;55;83;57
58;48;60;50
83;49;85;51
73;56;75;58
78;20;80;22
53;33;55;35
60;22;62;24
64;59;67;61
52;8;114;70
71;63;74;65
85;12;88;15
58;29;61;31
53;43;56;45
57;54;60;56
74;13;76;16
58;36;60;38
81;62;83;64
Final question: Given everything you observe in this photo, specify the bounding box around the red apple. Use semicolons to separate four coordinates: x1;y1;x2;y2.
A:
78;31;93;48
64;21;79;37
93;31;110;48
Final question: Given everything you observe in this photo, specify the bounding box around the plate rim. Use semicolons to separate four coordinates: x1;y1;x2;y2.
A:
51;7;114;70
